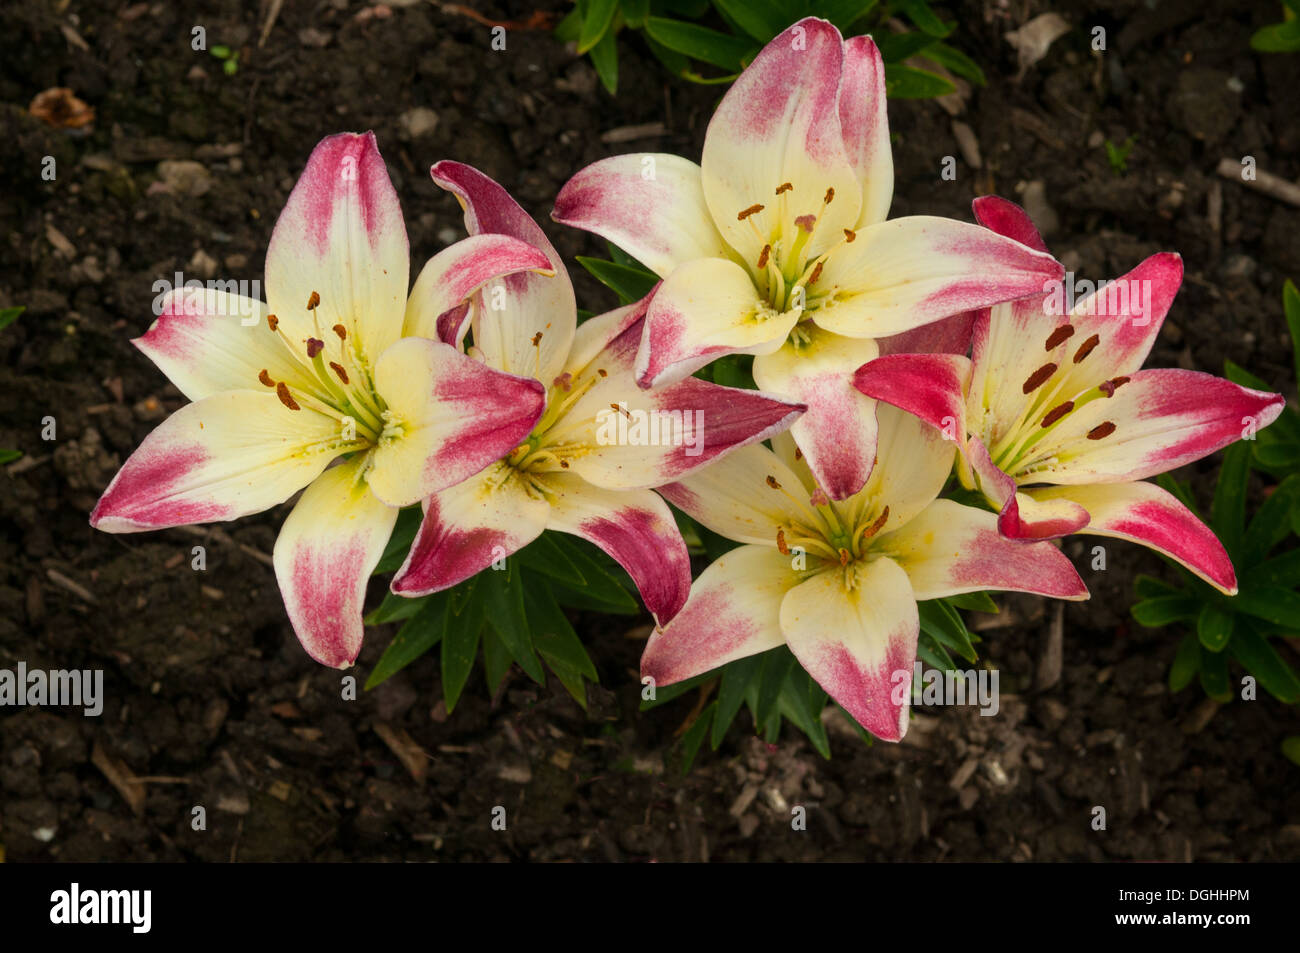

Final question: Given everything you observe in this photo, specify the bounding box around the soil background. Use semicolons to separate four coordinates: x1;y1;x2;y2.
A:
2;0;1299;862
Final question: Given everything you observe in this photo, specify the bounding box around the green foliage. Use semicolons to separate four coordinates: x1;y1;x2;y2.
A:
1132;281;1300;711
1251;2;1300;53
0;305;24;331
642;594;991;769
365;529;627;710
556;0;978;100
1103;135;1137;176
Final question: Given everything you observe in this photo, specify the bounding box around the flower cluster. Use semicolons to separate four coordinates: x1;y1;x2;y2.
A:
92;17;1283;743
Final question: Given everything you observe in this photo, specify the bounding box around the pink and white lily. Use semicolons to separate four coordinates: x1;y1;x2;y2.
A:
91;133;555;668
854;196;1286;594
553;16;1062;500
642;403;1087;741
389;162;804;624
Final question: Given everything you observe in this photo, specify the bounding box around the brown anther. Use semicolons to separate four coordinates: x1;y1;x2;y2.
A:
306;337;325;358
1022;362;1058;394
306;291;320;310
807;261;824;286
861;506;890;541
1072;333;1100;364
531;331;543;346
823;187;835;204
552;372;573;392
839;548;851;566
1105;375;1131;395
794;446;803;459
559;460;570;469
776;528;790;556
1044;324;1075;350
758;244;771;270
738;203;765;221
266;314;279;331
597;368;607;377
1040;401;1074;428
810;488;829;507
332;323;347;340
275;381;300;411
329;361;349;385
842;228;856;243
766;475;782;490
257;369;275;388
795;214;817;233
775;182;793;195
1087;421;1116;440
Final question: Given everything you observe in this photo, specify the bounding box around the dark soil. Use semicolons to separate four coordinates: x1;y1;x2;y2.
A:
2;0;1299;862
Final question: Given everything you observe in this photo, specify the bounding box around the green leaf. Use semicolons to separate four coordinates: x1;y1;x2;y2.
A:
778;671;831;758
897;0;954;37
644;16;754;70
481;626;513;697
883;63;956;99
711;654;762;749
622;0;651;28
1285;279;1300;386
646;35;692;75
1169;633;1201;692
1156;472;1199;515
710;0;785;42
1251;18;1300;53
707;353;756;389
0;449;21;465
1135;574;1184;600
1243;475;1300;565
1223;359;1271;392
918;599;978;663
1131;595;1201;627
916;630;956;672
1229;624;1300;703
575;256;658;304
818;0;880;31
441;600;482;713
210;44;232;59
1283;736;1300;766
1196;603;1235;653
754;647;796;727
527;587;597;707
589;27;619;94
1210;442;1251;554
554;7;581;42
641;670;712;710
945;591;999;613
874;31;940;64
923;42;986;85
1253;548;1300;588
364;590;427;626
514;532;587;588
480;565;546;685
372;506;422;575
1255;439;1300;471
1235;585;1300;629
1199;643;1232;701
577;0;619;54
679;702;716;772
365;592;452;689
0;305;24;331
549;535;639;611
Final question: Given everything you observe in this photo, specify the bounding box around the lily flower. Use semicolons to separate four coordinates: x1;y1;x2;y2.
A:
390;162;805;623
641;404;1087;741
553;16;1062;501
854;196;1286;594
91;133;556;667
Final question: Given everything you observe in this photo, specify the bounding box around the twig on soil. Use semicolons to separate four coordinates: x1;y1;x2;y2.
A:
258;0;284;48
600;123;667;144
1034;601;1064;691
1183;697;1221;734
433;3;559;31
175;525;274;568
1215;158;1300;208
91;741;147;814
46;568;97;604
373;722;428;784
